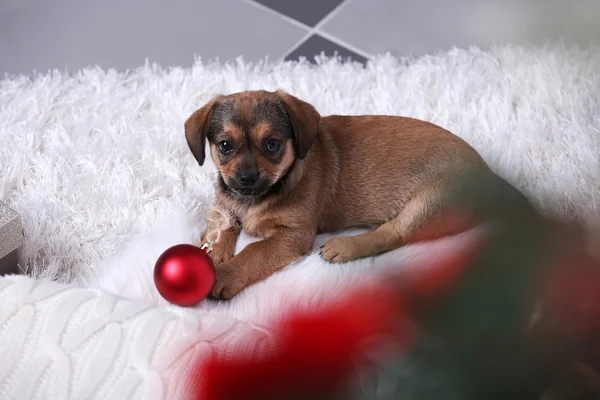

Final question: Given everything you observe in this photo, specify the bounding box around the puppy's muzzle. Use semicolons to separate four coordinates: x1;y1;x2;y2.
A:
227;171;271;197
236;172;259;188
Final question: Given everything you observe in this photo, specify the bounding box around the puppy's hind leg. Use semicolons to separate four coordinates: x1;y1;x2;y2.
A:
321;182;478;263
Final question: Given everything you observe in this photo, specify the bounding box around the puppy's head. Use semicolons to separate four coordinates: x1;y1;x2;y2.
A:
185;90;320;200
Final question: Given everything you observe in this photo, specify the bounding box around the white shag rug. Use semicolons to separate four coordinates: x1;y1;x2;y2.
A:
0;46;600;397
2;44;600;315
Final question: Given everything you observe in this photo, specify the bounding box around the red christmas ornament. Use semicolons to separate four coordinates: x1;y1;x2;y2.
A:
154;244;216;306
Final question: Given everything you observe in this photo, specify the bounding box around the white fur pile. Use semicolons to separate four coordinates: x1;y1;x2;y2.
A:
1;45;599;327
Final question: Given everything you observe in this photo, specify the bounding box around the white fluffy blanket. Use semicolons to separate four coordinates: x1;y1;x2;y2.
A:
1;46;599;399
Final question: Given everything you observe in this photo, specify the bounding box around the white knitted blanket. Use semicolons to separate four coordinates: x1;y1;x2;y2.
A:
1;45;599;399
0;275;274;400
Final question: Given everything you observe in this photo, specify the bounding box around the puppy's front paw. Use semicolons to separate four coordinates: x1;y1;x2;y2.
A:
321;236;360;263
208;243;235;265
202;233;236;265
210;262;249;299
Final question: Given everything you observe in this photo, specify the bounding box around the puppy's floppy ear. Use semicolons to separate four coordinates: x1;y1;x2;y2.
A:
184;97;221;166
277;90;320;159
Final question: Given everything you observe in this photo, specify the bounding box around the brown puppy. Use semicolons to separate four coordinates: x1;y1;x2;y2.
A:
185;90;531;299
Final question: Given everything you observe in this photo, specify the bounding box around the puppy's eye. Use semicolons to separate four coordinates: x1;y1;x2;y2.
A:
218;140;234;154
264;138;282;153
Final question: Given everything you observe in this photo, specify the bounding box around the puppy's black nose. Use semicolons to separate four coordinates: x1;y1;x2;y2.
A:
237;172;259;187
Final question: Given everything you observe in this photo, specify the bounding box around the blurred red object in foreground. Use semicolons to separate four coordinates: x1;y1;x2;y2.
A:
201;285;411;400
198;233;483;400
544;250;600;341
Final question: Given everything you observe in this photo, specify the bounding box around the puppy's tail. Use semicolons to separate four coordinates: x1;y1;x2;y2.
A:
491;175;538;219
462;170;540;225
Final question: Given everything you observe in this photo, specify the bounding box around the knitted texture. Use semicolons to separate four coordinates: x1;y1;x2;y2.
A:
0;275;274;400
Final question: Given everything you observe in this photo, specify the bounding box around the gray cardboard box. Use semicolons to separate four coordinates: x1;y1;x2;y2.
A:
0;201;22;275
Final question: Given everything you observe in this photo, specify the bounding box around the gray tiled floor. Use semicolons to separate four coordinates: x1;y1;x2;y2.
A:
285;34;368;63
253;0;345;27
322;0;600;57
322;0;476;57
1;0;599;75
0;0;305;74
